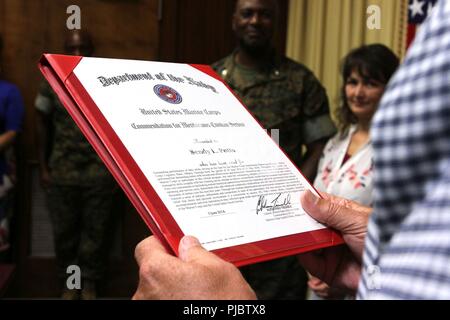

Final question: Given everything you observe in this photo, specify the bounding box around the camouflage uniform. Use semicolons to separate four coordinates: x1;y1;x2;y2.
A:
35;82;117;281
212;51;336;300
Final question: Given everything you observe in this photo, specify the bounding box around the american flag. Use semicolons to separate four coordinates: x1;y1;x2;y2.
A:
407;0;438;48
406;0;440;48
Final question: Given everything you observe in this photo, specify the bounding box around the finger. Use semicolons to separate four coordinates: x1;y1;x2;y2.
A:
301;190;365;232
178;235;222;264
315;282;329;292
321;192;372;215
308;276;322;286
178;236;202;262
308;280;325;290
135;235;169;266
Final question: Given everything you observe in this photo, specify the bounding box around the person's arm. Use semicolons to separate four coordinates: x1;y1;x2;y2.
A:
35;110;52;187
297;71;336;181
299;139;327;181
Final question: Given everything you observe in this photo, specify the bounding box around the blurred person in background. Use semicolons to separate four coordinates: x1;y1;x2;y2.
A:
35;30;117;300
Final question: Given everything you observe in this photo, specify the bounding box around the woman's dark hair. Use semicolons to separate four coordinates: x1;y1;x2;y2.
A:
336;43;399;132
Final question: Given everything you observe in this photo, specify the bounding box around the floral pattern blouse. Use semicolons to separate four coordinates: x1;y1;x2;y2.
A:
313;125;373;206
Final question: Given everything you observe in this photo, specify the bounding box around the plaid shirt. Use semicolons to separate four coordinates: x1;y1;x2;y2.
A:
358;0;450;299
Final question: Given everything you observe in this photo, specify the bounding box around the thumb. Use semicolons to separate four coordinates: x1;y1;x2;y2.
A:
301;190;359;232
178;235;213;263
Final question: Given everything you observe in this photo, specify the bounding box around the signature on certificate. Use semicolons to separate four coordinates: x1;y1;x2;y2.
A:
256;193;292;215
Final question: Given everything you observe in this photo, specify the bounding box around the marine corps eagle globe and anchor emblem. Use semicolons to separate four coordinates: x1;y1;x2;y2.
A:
153;84;183;104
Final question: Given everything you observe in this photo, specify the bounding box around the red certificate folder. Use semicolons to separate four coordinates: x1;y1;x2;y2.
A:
38;54;343;267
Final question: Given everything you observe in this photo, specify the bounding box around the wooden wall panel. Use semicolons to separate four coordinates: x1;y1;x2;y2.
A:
159;0;289;64
0;0;159;298
0;0;159;161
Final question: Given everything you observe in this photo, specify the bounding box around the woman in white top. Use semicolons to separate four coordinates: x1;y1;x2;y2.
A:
309;44;399;299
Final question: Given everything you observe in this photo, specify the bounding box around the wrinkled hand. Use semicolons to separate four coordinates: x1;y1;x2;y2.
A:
133;235;257;300
299;191;371;295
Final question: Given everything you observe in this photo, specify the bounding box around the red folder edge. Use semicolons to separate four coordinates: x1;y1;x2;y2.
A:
44;54;83;82
38;54;344;267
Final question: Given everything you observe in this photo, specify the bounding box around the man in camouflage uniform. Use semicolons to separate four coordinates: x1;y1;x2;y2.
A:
35;30;116;300
211;0;336;299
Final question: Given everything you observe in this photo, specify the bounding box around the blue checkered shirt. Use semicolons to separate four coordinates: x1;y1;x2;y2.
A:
358;0;450;299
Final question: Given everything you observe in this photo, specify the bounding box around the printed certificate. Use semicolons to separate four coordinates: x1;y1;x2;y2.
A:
39;54;343;266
